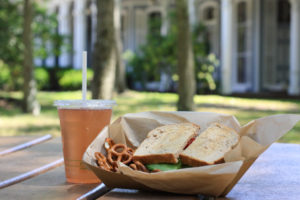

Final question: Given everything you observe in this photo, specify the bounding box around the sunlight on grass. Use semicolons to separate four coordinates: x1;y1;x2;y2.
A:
1;90;300;143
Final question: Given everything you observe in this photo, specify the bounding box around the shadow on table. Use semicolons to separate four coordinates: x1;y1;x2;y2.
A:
100;188;231;200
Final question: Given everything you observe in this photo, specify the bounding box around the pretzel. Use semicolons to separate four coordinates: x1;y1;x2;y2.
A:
104;138;115;152
127;147;134;155
94;152;114;171
110;147;135;172
107;144;133;167
129;163;137;170
129;161;149;172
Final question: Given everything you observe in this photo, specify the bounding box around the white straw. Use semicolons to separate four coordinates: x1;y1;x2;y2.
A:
82;51;87;100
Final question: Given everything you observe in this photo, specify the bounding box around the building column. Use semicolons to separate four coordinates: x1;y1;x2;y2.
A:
221;0;234;94
46;6;56;67
58;2;71;67
128;6;135;51
288;0;300;95
188;0;196;26
253;0;261;92
161;0;169;36
114;0;122;42
73;0;87;69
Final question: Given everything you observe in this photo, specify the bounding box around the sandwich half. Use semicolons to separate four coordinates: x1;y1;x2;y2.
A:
180;123;239;167
133;123;200;164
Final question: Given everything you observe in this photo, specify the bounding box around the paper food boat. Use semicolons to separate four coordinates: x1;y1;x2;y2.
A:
83;111;300;197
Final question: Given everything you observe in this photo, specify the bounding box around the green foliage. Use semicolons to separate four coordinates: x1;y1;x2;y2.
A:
58;69;93;90
0;61;23;90
126;12;219;93
0;1;70;91
0;0;23;66
195;54;219;93
0;0;24;90
126;13;177;87
0;64;94;91
33;5;70;63
34;67;50;90
192;25;219;93
0;61;10;90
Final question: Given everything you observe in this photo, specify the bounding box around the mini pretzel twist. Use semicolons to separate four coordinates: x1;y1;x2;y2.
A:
104;138;115;152
127;147;134;156
94;152;113;171
107;144;133;167
129;161;149;172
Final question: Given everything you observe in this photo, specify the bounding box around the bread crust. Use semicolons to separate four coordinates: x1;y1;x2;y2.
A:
180;123;239;167
179;154;209;167
179;154;225;167
133;154;178;164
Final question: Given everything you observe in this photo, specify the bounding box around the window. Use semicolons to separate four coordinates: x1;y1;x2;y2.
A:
148;12;162;36
277;0;290;23
276;0;290;84
204;6;215;21
236;1;249;84
262;0;290;90
237;2;246;23
199;3;220;56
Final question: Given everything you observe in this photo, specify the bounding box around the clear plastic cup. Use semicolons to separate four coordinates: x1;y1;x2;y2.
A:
54;100;115;184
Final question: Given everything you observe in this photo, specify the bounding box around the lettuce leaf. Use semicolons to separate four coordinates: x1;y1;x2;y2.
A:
146;160;182;171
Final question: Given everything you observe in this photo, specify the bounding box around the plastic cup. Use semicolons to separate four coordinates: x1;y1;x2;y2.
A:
54;100;115;184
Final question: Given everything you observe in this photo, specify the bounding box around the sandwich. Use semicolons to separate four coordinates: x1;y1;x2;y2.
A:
132;123;200;165
132;122;239;172
180;123;240;167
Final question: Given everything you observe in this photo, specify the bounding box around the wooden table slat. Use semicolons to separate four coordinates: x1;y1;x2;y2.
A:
0;134;52;157
0;136;43;152
0;158;63;189
1;136;299;200
0;137;63;181
0;165;100;200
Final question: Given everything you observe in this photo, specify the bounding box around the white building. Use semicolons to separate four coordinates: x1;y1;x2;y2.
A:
42;0;300;95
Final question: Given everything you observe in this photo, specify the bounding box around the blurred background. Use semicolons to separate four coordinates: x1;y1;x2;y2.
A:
0;0;300;143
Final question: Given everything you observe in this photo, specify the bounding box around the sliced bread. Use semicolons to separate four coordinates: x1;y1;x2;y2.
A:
133;123;200;164
180;123;239;167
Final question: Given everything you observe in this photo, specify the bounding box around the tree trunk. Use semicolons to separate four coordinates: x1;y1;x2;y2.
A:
92;0;116;99
175;0;196;111
22;0;40;115
114;0;126;93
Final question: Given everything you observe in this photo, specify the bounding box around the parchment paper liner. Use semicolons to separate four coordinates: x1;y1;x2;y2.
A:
83;112;300;197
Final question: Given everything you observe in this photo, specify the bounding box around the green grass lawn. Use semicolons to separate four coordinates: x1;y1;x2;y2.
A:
1;90;300;143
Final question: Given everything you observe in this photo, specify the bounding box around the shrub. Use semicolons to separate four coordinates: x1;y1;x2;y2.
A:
0;1;70;92
0;64;50;91
58;68;93;90
34;67;49;90
0;63;94;91
0;60;23;91
0;61;10;90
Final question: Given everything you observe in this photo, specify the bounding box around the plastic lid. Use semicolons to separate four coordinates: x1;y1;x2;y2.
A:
54;100;116;109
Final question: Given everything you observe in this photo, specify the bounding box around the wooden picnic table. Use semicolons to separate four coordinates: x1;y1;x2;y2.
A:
0;135;299;200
